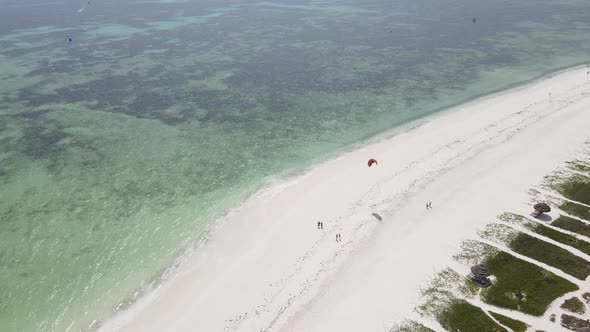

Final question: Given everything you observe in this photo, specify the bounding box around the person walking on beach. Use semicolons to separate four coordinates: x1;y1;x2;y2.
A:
317;221;321;229
320;222;323;229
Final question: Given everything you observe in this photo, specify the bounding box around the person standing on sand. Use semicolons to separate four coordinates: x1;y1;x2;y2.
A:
320;222;324;229
317;221;321;229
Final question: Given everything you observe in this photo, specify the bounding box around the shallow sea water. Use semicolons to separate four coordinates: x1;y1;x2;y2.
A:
0;0;589;330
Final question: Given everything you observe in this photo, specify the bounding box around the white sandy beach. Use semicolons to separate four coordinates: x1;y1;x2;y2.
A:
102;67;590;332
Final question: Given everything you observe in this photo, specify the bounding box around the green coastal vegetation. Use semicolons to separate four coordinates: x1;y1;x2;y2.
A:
529;221;590;255
507;232;590;280
499;212;590;255
417;157;590;330
554;175;590;205
561;314;590;331
390;321;435;332
552;216;590;238
560;201;590;221
482;251;578;316
560;296;586;314
439;300;507;332
489;312;528;332
567;161;590;174
412;154;590;331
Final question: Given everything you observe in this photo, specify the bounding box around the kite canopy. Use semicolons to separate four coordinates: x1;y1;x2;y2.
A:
533;203;551;213
367;158;378;167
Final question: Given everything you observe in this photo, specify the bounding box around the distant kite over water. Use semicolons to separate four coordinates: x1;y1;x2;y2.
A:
66;34;72;42
472;17;477;23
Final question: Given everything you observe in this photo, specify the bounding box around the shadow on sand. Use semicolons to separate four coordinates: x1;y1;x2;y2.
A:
533;214;553;222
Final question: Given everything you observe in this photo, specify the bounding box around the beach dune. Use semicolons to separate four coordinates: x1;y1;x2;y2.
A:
103;68;590;332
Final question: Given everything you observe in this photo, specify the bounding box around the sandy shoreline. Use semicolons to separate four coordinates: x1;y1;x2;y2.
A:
101;67;590;332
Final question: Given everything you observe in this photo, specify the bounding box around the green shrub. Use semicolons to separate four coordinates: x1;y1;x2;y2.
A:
561;314;590;331
560;296;586;314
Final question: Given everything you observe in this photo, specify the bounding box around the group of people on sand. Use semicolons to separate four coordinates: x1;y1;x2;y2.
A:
318;202;433;243
317;221;342;242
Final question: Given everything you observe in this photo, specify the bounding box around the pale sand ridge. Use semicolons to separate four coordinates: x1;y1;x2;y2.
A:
101;67;590;332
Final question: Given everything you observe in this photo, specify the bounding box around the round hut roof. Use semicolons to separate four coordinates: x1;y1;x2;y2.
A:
534;203;551;213
471;265;491;277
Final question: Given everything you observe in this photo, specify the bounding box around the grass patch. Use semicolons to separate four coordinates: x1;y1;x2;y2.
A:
552;215;590;238
561;314;590;331
561;201;590;221
489;312;528;332
390;320;435;332
482;251;578;316
531;222;590;255
560;296;586;314
556;178;590;205
439;300;507;332
567;161;590;174
508;232;590;280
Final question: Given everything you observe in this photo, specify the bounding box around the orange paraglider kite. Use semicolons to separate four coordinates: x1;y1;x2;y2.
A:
367;158;378;167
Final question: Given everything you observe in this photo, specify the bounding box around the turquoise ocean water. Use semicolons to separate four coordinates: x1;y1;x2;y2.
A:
0;0;589;330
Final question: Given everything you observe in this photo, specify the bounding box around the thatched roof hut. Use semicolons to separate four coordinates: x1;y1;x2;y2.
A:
471;265;491;278
534;202;551;213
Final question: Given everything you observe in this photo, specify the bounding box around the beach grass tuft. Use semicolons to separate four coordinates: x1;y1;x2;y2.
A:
561;314;590;331
566;160;590;174
489;311;528;332
560;296;586;314
390;320;435;332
